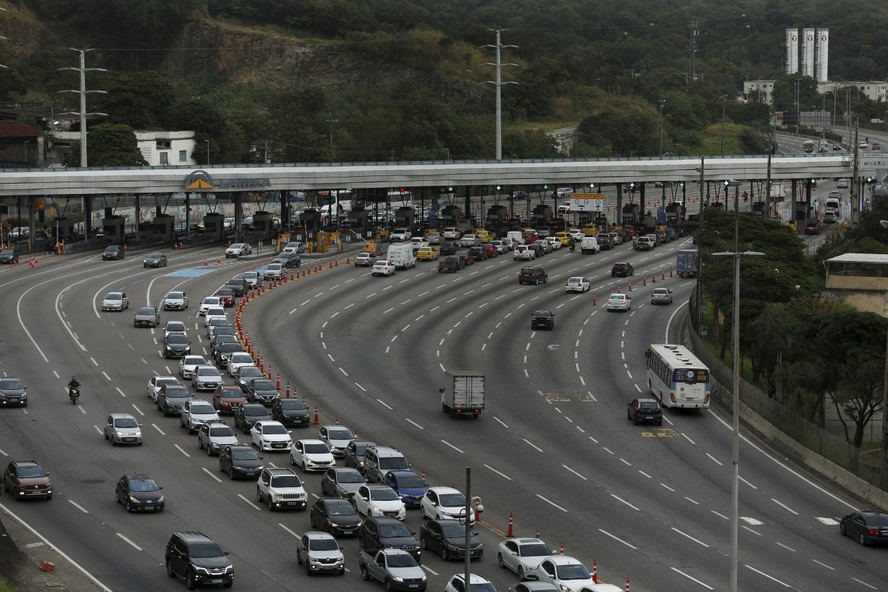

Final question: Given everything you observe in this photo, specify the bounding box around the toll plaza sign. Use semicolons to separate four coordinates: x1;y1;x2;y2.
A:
569;193;604;212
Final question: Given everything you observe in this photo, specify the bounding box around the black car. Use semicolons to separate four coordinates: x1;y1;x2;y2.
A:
272;252;301;269
804;219;821;235
455;250;474;267
271;398;310;427
246;378;280;405
157;384;191;416
309;497;363;537
595;233;613;250
468;246;488;261
0;248;19;264
165;531;233;589
439;241;459;256
219;444;263;479
611;262;634;277
518;266;548;285
344;440;376;473
163;333;192;359
627;398;663;425
215;342;245;368
102;244;125;260
840;511;888;546
526;243;545;258
210;334;239;359
233;403;271;433
115;473;164;513
320;467;366;500
530;310;555;330
438;256;462;273
359;516;421;562
418;519;483;561
0;377;28;407
225;278;248;297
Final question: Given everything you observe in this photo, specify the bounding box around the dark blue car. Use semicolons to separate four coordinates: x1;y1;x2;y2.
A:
382;470;429;508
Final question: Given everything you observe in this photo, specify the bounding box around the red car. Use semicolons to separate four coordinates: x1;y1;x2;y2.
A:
212;384;246;414
482;243;498;258
214;288;236;307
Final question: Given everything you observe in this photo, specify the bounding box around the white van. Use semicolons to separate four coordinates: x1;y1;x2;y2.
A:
580;236;599;254
824;197;841;212
387;243;416;270
506;231;525;246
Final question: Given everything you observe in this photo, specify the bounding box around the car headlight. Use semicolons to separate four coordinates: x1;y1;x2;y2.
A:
558;585;571;592
157;495;165;503
392;576;405;583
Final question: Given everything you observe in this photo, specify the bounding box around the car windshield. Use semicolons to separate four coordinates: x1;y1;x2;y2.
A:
188;542;225;559
203;298;220;305
395;474;425;488
231;449;258;460
387;553;416;567
267;264;282;270
305;443;330;454
114;417;139;428
556;564;591;580
210;426;235;437
469;584;496;592
158;378;178;387
253;380;275;390
439;493;466;506
279;400;305;411
239;367;262;378
137;307;154;315
128;478;159;492
167;322;186;331
308;537;338;551
326;501;355;516
262;424;288;435
147;253;162;259
271;475;302;487
328;428;353;440
167;292;184;299
106;293;122;300
0;379;23;389
230;353;252;363
197;368;220;377
370;487;399;501
378;523;411;537
338;471;364;483
440;523;471;537
191;404;215;414
245;407;268;418
16;465;46;478
167;335;188;344
219;388;243;398
184;357;205;365
165;388;189;399
380;457;409;470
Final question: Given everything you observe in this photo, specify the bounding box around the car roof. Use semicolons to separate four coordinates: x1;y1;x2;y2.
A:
545;555;582;565
427;485;460;494
109;412;136;420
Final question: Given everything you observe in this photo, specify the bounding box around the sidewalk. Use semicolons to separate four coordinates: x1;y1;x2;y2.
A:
0;505;108;592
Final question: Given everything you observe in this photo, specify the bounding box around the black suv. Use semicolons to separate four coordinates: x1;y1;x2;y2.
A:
219;444;263;480
627;398;663;425
165;531;233;589
468;246;488;261
530;310;555;330
359;516;421;563
518;266;548;285
438;256;461;273
611;262;634;277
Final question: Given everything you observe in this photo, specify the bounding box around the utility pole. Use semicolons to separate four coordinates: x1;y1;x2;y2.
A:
482;29;518;161
326;114;338;146
689;20;698;82
59;48;107;167
852;120;860;224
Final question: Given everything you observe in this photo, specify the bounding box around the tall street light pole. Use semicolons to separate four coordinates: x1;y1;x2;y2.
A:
59;48;107;168
658;99;666;157
720;96;727;156
713;183;764;592
205;139;210;166
482;29;518;161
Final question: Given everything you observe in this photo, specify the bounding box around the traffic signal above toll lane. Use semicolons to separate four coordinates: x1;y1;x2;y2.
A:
678;181;685;188
807;178;817;187
866;176;876;184
495;185;502;192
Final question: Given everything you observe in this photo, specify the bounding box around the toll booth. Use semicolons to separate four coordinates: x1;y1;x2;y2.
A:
300;209;322;236
665;202;684;225
149;214;176;243
251;211;275;239
622;204;641;225
394;206;415;230
794;201;810;227
102;215;126;241
486;205;507;234
53;217;76;241
531;204;551;228
346;209;372;239
438;205;461;227
203;212;226;240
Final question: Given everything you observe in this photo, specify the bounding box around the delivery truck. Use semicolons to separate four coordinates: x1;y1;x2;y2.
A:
440;371;485;418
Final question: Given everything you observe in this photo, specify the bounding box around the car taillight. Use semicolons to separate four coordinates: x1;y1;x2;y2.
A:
868;528;879;536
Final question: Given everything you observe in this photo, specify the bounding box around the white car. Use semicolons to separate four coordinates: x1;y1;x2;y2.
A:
147;376;181;403
204;307;228;327
513;245;535;261
442;227;461;240
497;537;554;580
605;293;631;312
162;291;189;310
297;531;345;574
164;320;188;338
318;425;356;458
263;263;284;280
9;226;30;239
103;413;142;446
199;297;222;316
390;228;410;241
354;252;378;267
353;484;407;520
565;277;590;293
227;352;255;377
420;486;475;525
101;291;129;312
290;439;336;472
191;365;223;391
459;234;479;248
568;229;584;241
544;236;562;250
444;574;496;592
537;556;596;592
556;187;574;197
179;355;208;379
837;178;849;188
371;261;396;277
225;243;251;258
251;420;293;452
180;398;221;433
259;468;308;511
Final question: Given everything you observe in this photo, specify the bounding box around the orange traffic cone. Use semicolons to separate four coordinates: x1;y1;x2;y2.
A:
507;512;514;537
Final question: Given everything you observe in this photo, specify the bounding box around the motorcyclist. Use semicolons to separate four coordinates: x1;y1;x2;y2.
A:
569;240;576;253
68;376;80;394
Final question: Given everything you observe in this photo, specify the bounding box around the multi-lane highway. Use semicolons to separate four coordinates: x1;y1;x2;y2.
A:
0;233;884;592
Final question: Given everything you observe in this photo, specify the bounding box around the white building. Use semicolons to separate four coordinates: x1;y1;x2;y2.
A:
47;129;198;167
743;79;888;106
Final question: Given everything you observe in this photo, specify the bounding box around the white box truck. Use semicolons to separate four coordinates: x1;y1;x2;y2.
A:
440;371;485;418
387;243;416;270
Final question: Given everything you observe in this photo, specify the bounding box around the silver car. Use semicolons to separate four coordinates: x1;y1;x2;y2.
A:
192;365;223;391
605;293;631;312
650;287;673;305
104;413;143;446
102;291;129;311
296;531;345;575
496;537;554;581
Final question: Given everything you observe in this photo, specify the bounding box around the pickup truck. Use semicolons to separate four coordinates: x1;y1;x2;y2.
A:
359;549;427;591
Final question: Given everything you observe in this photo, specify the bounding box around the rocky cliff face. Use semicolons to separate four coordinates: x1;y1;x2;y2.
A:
163;19;486;103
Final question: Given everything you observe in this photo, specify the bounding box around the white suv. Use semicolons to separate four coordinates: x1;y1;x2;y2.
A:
256;467;307;510
390;228;410;241
513;245;535;261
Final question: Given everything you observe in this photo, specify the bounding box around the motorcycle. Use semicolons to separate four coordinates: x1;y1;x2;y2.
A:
69;386;80;405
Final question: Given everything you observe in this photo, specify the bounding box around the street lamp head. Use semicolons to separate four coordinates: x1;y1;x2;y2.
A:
880;220;888;228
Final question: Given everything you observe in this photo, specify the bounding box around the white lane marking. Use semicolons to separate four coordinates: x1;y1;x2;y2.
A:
116;387;127;398
851;578;877;590
484;464;511;480
90;357;99;366
739;476;758;490
706;453;723;466
279;523;300;538
441;440;464;453
671;527;710;547
174;444;190;457
405;418;424;430
116;532;143;551
68;500;89;514
492;416;508;428
92;425;103;436
535;494;567;512
202;467;222;483
355;383;367;392
523;438;543;452
237;493;262;511
811;559;834;570
770;498;799;515
744;564;790;587
376;399;392;410
681;433;696;445
597;528;637;549
741;525;762;536
815;517;838;525
562;465;588;480
711;510;729;520
669;567;714;590
775;541;795;552
102;371;112;381
152;424;165;435
684;497;700;505
638;470;651;479
610;494;640;511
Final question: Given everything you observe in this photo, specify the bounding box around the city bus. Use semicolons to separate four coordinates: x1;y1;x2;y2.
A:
802;140;816;153
645;344;710;409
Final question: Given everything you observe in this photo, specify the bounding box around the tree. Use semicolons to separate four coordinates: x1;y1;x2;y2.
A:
66;123;146;167
831;358;884;448
96;72;176;129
